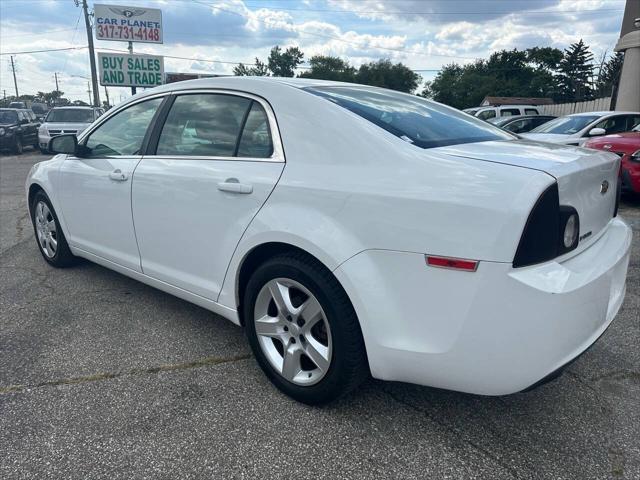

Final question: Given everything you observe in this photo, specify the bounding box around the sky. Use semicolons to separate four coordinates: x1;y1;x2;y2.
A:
0;0;628;104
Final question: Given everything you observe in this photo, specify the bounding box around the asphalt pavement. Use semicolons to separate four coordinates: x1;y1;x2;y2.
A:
1;151;639;479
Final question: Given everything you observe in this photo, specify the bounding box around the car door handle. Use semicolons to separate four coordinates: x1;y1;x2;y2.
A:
109;169;128;182
217;179;253;194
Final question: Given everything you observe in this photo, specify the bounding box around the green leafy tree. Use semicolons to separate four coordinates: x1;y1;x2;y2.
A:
267;46;304;77
557;39;595;101
355;59;421;93
597;51;624;96
299;55;357;82
234;46;303;77
233;58;269;76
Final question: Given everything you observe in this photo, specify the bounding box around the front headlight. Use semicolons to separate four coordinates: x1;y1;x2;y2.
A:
38;125;48;135
0;127;5;136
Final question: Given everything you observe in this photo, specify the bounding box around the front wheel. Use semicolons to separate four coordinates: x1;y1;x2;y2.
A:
244;252;368;405
31;191;77;267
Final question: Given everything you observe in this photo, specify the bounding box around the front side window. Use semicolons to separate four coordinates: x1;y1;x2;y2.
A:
525;109;539;115
505;119;532;133
477;109;497;120
156;94;251;157
531;115;600;135
500;108;520;117
594;115;629;135
84;98;163;157
307;86;511;149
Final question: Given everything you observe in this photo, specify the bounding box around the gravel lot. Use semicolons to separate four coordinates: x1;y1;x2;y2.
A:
1;151;639;480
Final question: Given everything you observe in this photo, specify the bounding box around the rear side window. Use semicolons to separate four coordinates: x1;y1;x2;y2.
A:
237;102;273;158
157;94;250;157
306;86;511;149
525;108;539;115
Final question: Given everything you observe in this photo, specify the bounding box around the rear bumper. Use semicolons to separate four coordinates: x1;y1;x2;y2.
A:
334;217;632;395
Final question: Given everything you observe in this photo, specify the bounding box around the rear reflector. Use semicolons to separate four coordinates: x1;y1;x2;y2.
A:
425;255;478;272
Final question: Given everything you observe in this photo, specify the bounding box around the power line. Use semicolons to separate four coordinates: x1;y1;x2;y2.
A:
0;46;86;56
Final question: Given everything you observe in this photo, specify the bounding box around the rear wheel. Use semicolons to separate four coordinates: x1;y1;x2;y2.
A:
244;252;368;405
31;191;77;267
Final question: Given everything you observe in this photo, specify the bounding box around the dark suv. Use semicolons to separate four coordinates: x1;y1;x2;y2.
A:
0;108;40;154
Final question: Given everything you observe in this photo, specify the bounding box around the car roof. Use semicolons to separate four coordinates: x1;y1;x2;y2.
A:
568;111;640;117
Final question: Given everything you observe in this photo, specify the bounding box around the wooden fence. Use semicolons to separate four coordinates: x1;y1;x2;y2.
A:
540;97;612;116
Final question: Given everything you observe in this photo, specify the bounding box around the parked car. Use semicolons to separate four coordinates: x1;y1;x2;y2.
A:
522;111;640;146
31;102;49;121
28;78;631;404
488;115;556;133
584;124;640;195
38;106;104;153
0;108;39;154
463;105;542;120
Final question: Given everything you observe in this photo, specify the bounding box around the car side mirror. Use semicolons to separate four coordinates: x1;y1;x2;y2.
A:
48;134;78;155
588;127;606;136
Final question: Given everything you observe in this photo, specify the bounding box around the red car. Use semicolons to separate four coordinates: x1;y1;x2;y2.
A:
585;125;640;194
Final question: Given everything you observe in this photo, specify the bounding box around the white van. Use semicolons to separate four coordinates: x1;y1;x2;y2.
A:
463;105;542;121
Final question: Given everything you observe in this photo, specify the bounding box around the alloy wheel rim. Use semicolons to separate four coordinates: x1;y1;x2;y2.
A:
254;278;332;386
34;201;57;258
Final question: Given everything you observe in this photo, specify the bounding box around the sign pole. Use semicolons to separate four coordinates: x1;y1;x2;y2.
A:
82;0;100;107
128;41;137;95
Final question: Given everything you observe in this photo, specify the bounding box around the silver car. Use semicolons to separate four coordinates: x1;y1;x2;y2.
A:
39;106;104;153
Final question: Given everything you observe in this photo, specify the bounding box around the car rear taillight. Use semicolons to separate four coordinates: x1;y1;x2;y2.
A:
513;183;580;268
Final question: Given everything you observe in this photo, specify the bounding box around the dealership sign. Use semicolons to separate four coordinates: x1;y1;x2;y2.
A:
94;4;163;43
98;53;164;88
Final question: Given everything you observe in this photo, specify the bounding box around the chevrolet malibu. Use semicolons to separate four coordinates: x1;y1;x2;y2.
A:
26;78;631;404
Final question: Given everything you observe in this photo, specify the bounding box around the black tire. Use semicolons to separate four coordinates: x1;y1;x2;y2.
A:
13;136;23;155
39;147;49;155
244;252;369;405
30;190;77;267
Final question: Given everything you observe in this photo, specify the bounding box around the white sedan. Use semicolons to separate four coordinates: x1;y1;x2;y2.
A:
27;78;631;404
521;110;640;146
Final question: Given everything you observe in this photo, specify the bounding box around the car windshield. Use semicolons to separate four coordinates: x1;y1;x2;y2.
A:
45;108;94;123
531;115;599;134
0;111;18;124
306;86;512;149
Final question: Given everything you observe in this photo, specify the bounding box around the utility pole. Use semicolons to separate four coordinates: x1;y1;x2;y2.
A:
54;72;60;92
81;0;100;107
87;82;92;105
104;86;110;107
10;55;19;98
128;41;137;95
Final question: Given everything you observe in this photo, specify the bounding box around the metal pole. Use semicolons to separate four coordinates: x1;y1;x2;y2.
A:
54;72;59;92
104;86;110;107
10;56;19;97
128;41;137;95
87;81;92;105
82;0;100;107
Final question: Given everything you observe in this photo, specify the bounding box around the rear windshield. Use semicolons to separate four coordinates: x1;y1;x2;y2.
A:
531;115;599;134
0;111;18;124
306;86;512;149
45;108;94;123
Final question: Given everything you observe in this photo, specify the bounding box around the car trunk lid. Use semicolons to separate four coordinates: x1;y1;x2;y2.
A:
435;139;621;255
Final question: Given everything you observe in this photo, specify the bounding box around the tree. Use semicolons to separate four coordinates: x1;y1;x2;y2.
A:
557;39;595;102
233;58;269;76
597;51;624;97
299;55;356;82
234;46;303;77
267;46;304;77
355;59;421;93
